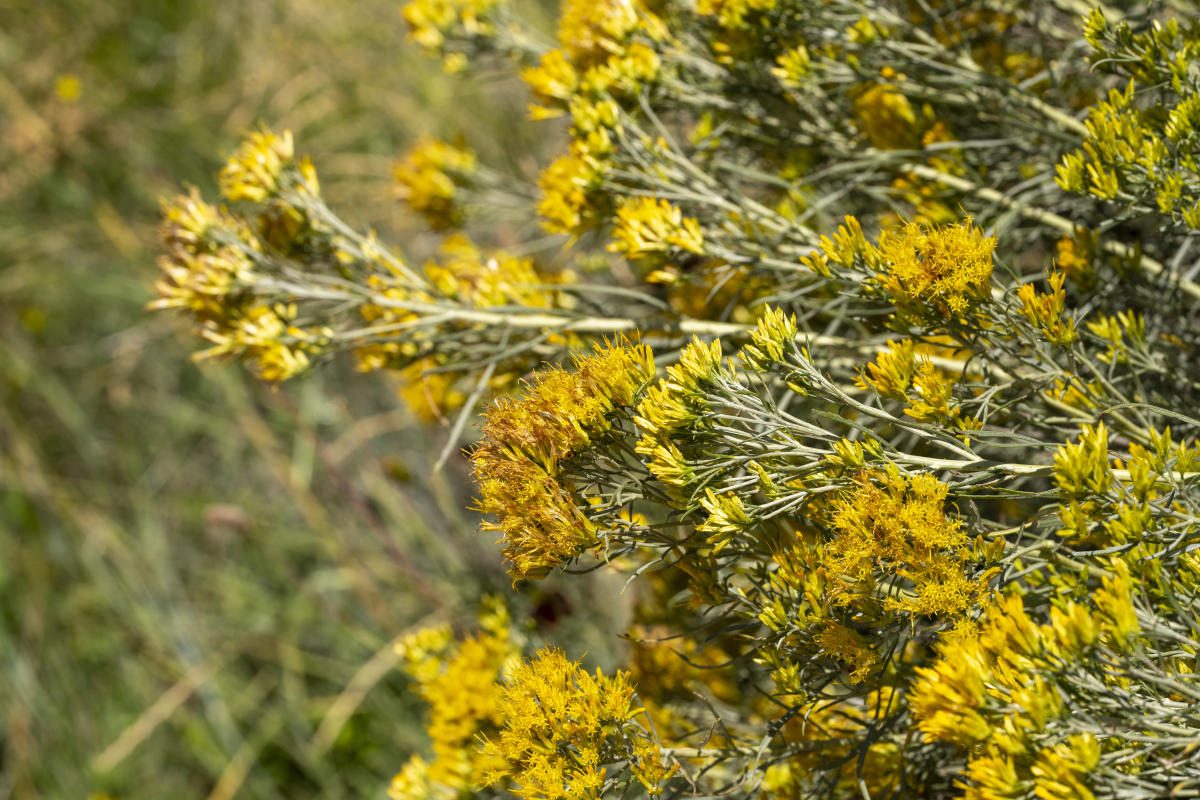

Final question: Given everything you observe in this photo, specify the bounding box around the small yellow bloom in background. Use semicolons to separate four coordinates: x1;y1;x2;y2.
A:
695;0;776;31
394;137;477;229
537;150;599;235
55;73;82;102
771;45;812;89
402;0;500;51
814;621;879;683
608;196;705;259
852;81;919;150
219;128;318;203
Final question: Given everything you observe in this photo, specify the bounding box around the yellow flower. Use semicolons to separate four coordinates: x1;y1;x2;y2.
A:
771;46;812;88
473;341;655;580
1017;269;1077;346
219;128;317;203
402;0;500;51
557;0;642;63
698;489;750;552
857;339;918;400
391;604;517;798
537;150;601;235
852;82;920;149
393;137;477;229
826;466;985;620
195;304;317;382
814;621;879;683
695;0;776;30
523;49;579;111
482;648;676;799
738;306;798;371
608;197;704;258
1029;734;1100;800
876;217;996;317
152;189;256;320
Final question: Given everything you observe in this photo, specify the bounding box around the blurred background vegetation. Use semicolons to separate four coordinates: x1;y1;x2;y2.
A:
0;1;618;797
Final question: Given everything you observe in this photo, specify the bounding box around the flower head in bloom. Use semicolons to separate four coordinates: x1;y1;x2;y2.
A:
852;81;920;149
557;0;641;64
537;150;602;235
909;585;1124;799
402;0;500;51
473;341;655;580
482;648;677;799
857;340;980;430
394;137;477;229
1018;269;1077;346
827;466;986;621
635;336;725;490
390;600;518;800
876;217;995;317
219;128;318;203
739;306;798;372
152;189;256;321
608;197;704;259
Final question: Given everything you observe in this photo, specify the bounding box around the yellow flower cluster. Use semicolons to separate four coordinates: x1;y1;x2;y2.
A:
738;306;798;373
196;303;322;382
1086;309;1145;365
390;599;518;800
803;215;995;318
770;45;811;89
695;0;775;31
393;137;477;229
152;189;254;321
909;574;1140;799
827;466;991;622
800;214;877;277
523;0;668;234
812;621;879;684
481;648;677;800
1055;229;1097;289
473;341;655;580
556;0;639;64
1058;13;1200;227
1017;269;1077;346
608;196;705;259
852;80;920;150
858;339;980;429
876;217;996;317
153;182;330;382
635;336;724;490
537;150;603;236
1054;422;1200;551
219;128;318;203
402;0;500;51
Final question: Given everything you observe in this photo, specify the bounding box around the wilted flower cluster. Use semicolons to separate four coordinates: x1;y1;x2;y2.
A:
155;1;1200;799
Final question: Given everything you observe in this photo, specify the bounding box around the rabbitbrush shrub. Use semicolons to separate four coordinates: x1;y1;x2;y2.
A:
154;1;1200;797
